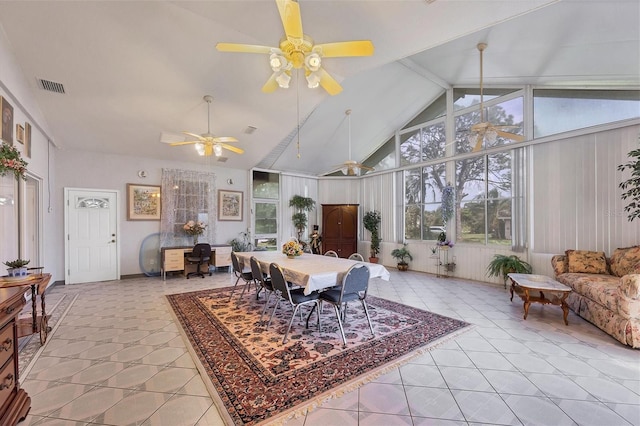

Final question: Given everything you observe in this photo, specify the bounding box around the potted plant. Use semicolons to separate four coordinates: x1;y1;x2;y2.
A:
363;210;381;263
618;147;640;222
391;244;412;271
486;254;532;288
289;195;316;242
3;258;30;277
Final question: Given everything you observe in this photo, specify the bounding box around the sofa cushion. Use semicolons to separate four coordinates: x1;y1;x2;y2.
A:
610;246;640;277
551;255;568;276
620;274;640;300
566;250;608;274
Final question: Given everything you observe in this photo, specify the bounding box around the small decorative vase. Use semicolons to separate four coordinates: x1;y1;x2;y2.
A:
193;235;199;245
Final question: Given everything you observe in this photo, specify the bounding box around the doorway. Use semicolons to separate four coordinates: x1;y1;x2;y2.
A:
64;188;120;284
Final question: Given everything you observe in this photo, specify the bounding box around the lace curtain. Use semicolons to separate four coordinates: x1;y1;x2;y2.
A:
160;169;216;247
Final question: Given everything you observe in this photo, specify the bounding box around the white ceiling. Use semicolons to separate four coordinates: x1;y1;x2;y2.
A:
0;0;638;176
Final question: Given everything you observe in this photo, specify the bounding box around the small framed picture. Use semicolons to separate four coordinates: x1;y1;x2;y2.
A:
1;96;14;145
16;124;24;144
127;184;161;221
218;190;243;221
24;122;31;158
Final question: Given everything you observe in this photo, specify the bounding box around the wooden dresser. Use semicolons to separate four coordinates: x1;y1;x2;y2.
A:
0;286;30;425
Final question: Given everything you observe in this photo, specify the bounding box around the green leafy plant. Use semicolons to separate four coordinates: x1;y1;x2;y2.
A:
618;147;640;222
3;258;30;268
289;195;316;241
229;230;252;252
486;254;532;286
363;210;381;258
390;244;413;265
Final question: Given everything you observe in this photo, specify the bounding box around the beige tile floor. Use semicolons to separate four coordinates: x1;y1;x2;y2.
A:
16;268;640;426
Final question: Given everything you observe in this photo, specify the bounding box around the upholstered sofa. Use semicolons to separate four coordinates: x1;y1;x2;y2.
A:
551;247;640;348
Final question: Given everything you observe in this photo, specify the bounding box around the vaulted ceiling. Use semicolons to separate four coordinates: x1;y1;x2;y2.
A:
0;1;637;176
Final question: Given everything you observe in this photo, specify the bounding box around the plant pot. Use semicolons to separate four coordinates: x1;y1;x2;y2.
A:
368;257;379;264
7;267;27;277
397;263;408;271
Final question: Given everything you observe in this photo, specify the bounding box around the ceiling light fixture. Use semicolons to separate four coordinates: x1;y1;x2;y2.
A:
195;142;205;156
213;143;223;157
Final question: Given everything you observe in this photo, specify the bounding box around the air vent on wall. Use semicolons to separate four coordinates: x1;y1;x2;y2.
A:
37;78;66;94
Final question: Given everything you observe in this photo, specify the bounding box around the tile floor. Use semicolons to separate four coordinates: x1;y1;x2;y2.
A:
16;269;640;426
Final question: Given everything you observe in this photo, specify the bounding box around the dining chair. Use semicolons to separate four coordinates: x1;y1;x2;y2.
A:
267;262;320;344
318;263;374;346
186;243;212;279
229;252;255;302
250;256;275;323
324;250;338;258
348;253;364;261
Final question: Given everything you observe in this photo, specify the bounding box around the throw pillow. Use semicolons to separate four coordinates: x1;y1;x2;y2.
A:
566;250;608;274
609;246;640;277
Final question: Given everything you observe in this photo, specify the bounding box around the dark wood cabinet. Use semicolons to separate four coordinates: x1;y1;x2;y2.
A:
321;204;358;258
0;286;30;426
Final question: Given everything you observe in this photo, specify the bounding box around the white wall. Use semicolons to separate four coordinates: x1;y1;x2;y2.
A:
56;149;249;275
1;28;61;283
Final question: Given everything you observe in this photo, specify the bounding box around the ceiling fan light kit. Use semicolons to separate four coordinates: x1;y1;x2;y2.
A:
216;0;374;96
327;109;374;176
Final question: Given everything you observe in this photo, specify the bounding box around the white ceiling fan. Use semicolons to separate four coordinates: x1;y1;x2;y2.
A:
327;109;374;176
469;43;524;152
164;95;243;157
216;0;374;96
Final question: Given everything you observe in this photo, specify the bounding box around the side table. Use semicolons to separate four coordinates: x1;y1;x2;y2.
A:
508;273;572;325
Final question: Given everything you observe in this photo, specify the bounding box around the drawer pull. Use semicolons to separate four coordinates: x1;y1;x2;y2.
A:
0;338;11;352
0;374;13;390
4;306;15;314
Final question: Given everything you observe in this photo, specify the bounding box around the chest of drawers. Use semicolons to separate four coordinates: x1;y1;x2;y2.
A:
0;286;30;425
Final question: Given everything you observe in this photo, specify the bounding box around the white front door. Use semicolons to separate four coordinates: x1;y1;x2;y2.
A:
65;188;119;284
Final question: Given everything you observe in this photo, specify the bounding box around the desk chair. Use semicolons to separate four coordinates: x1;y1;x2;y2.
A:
186;244;212;279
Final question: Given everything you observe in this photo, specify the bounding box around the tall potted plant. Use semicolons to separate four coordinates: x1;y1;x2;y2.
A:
618;147;640;222
289;195;316;242
363;210;381;263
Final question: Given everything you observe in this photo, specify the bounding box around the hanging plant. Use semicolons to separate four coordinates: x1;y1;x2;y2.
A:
0;142;27;180
441;184;455;225
618;147;640;222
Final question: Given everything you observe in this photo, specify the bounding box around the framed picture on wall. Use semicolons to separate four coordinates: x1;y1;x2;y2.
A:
24;122;31;158
127;184;161;221
218;190;243;221
16;124;24;144
1;96;14;145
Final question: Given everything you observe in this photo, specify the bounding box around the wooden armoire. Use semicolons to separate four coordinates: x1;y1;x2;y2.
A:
321;204;358;258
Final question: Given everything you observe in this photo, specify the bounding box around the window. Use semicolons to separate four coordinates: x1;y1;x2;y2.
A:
533;89;640;138
252;171;279;250
400;121;445;166
404;162;446;240
456;152;513;245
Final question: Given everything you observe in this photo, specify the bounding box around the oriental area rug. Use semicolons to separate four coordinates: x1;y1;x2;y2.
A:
166;286;472;426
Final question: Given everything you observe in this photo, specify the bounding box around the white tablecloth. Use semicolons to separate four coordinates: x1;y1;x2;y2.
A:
235;251;390;295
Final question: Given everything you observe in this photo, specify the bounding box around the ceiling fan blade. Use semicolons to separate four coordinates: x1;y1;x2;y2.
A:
317;67;343;96
220;143;244;154
472;133;484;152
495;129;525;142
277;0;303;43
355;163;374;172
169;141;198;146
212;136;239;144
182;132;206;141
215;43;273;54
261;73;279;93
315;40;375;57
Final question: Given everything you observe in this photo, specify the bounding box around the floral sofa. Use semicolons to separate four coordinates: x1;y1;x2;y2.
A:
551;247;640;348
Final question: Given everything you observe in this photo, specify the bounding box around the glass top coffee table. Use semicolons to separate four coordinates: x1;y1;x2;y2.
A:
507;273;572;325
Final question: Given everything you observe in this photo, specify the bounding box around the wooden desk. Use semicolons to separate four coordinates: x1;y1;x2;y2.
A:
0;286;31;425
0;274;52;345
161;245;232;280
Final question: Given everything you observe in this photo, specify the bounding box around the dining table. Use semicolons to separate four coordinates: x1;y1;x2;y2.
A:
234;251;390;295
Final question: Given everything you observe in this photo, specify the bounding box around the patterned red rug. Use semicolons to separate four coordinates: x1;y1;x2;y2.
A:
167;286;471;425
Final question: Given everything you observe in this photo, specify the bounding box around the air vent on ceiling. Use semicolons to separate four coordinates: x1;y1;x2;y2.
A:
37;78;66;94
217;157;228;162
244;126;257;135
